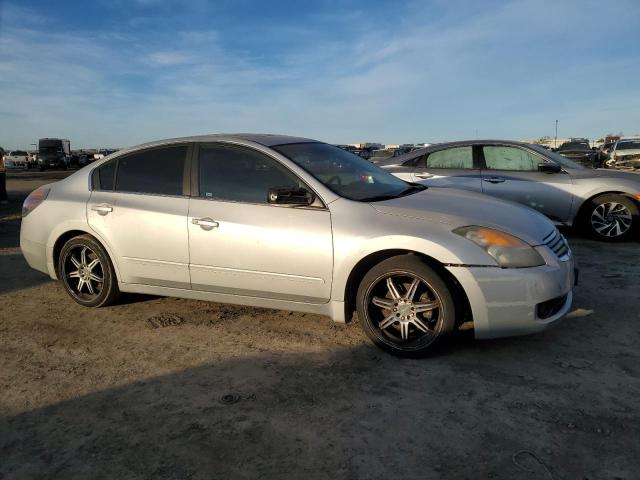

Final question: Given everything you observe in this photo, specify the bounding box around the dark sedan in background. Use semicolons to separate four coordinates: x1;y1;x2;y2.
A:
378;140;640;241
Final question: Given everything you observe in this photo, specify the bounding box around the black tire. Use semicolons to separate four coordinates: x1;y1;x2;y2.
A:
356;255;455;358
58;234;120;307
582;194;639;242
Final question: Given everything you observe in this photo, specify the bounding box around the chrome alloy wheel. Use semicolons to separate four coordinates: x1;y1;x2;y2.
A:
62;245;104;300
591;202;633;238
367;273;443;345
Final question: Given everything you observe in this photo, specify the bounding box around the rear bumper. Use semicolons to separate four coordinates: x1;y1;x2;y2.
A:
20;236;49;275
447;254;575;339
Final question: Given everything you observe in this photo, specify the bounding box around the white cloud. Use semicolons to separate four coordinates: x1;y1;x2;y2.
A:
1;0;639;149
145;51;193;66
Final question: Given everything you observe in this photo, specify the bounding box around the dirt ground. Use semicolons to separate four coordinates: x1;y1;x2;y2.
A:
1;170;639;479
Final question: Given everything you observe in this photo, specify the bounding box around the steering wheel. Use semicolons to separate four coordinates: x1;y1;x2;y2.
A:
327;175;342;187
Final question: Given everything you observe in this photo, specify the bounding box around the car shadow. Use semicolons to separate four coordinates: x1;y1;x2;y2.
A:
2;341;635;480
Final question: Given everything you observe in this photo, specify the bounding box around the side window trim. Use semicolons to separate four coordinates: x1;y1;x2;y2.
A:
91;158;118;191
193;141;326;208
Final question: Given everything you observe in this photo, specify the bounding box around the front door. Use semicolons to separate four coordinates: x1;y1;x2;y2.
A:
479;145;574;222
188;143;333;303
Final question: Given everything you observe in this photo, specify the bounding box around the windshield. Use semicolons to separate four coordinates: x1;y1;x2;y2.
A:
273;142;420;201
617;141;640;151
528;144;585;169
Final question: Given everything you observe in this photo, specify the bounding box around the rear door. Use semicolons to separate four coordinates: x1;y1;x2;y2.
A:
479;144;573;222
409;145;483;193
87;145;192;288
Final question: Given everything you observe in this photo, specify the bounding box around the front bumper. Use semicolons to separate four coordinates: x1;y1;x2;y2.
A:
447;252;575;339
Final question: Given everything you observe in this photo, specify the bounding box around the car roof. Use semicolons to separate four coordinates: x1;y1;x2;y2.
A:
377;139;534;166
133;133;319;150
100;133;322;161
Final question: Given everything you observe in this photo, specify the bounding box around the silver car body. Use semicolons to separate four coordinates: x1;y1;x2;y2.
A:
21;134;575;340
378;140;640;225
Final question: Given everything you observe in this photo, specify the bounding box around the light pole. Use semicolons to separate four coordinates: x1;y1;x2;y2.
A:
554;120;558;149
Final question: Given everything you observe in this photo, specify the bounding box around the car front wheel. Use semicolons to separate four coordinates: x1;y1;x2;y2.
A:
356;255;455;357
584;194;639;242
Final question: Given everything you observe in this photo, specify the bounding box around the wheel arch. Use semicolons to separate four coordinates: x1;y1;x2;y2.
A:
342;249;472;328
51;229;120;281
573;190;639;226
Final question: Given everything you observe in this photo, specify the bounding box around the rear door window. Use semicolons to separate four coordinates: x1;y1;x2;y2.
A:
115;146;187;195
426;147;473;169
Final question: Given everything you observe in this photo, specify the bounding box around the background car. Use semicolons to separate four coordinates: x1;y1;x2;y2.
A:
378;139;640;241
20;134;575;357
606;138;640;169
3;150;30;169
556;139;600;167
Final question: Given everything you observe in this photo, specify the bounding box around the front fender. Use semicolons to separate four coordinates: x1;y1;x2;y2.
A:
331;233;496;302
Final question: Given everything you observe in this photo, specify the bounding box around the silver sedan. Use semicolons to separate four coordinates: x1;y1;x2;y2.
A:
21;134;575;357
378;140;640;241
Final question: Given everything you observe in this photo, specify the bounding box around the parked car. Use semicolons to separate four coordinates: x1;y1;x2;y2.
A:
378;139;640;241
557;140;599;167
20;134;575;357
605;138;640;169
3;150;30;169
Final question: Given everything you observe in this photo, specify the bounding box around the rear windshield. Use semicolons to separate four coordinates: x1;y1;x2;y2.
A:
559;142;589;151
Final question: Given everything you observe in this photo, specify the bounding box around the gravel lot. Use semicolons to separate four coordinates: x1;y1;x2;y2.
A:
1;170;639;479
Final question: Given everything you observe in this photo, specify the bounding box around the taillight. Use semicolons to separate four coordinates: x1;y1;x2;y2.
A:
22;187;50;217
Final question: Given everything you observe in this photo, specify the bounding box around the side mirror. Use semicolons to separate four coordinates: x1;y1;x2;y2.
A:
538;162;562;173
268;186;314;206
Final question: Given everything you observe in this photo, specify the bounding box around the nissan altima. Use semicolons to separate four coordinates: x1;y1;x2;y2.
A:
21;134;575;357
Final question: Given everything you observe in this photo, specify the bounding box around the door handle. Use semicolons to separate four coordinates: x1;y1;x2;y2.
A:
414;172;433;179
91;204;113;215
192;217;219;231
483;177;505;184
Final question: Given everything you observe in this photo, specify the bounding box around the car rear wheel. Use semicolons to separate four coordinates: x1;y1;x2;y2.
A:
584;194;639;242
58;235;120;307
356;255;455;357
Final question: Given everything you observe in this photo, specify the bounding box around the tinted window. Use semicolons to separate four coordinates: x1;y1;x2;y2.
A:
273;143;415;202
483;146;539;171
198;145;300;204
426;147;473;169
93;160;116;190
115;146;186;195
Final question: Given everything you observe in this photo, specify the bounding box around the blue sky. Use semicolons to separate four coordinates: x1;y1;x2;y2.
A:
1;0;639;149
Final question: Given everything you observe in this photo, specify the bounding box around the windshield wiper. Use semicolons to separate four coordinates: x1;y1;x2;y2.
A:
399;183;427;196
360;183;427;202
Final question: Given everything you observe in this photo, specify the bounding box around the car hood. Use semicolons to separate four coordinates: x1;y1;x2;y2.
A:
371;188;555;246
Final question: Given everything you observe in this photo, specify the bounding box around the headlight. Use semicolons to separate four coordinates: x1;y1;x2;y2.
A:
454;226;545;268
